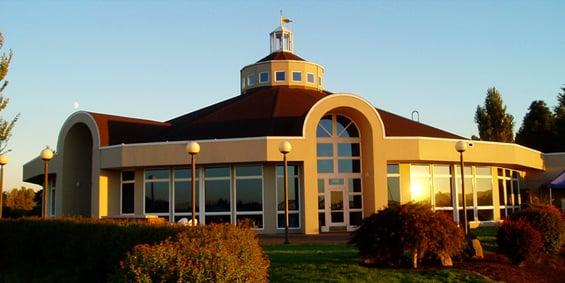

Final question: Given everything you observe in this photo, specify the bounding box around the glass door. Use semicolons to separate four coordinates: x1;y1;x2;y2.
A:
328;186;346;226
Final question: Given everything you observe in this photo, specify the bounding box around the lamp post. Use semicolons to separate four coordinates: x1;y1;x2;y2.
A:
0;154;7;219
186;141;200;226
278;141;292;244
40;146;54;219
455;141;469;236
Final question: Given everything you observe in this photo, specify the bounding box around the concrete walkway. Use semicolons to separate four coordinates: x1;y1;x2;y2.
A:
259;232;351;245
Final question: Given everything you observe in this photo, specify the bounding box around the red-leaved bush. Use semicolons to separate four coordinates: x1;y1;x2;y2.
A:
115;223;270;282
509;204;565;254
349;202;465;268
497;218;543;265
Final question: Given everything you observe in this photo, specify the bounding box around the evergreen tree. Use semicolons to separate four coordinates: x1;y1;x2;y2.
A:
0;32;19;154
474;87;515;142
555;85;565;152
515;100;556;152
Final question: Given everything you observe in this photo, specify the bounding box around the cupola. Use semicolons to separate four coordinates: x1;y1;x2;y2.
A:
270;16;294;53
240;17;325;94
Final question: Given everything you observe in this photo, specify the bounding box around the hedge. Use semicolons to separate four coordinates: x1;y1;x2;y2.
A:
0;218;183;282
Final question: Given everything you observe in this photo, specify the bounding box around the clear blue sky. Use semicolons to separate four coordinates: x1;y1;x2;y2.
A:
1;1;564;191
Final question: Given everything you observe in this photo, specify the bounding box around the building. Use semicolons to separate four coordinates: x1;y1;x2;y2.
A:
24;19;556;234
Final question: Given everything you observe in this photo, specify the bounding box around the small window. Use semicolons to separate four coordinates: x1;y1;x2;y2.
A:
319;76;322;85
307;73;315;83
259;72;269;83
275;71;286;81
247;74;256;86
292;71;302;81
241;78;245;89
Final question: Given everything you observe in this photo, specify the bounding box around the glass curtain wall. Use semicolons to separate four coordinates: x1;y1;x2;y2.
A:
139;164;268;228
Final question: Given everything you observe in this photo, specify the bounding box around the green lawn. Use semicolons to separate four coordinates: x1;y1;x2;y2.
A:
471;226;498;252
263;244;491;283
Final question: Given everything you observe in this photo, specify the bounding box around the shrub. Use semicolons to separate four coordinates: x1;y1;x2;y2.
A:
349;202;465;268
0;217;182;282
115;223;269;282
497;218;543;265
510;204;565;254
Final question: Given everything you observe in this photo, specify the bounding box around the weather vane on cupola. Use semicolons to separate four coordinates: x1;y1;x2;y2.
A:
270;11;294;53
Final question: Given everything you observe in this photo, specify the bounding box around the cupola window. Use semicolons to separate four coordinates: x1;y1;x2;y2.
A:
259;72;269;83
292;71;302;81
307;73;315;83
247;74;257;86
275;71;286;81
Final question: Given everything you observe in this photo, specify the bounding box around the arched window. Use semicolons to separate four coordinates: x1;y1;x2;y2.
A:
316;114;362;232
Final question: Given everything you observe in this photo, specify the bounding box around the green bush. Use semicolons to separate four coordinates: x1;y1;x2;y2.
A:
115;223;269;282
0;218;182;282
510;204;565;254
497;218;543;265
349;203;465;268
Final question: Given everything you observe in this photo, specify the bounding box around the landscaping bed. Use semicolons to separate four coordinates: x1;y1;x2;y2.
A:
456;249;565;283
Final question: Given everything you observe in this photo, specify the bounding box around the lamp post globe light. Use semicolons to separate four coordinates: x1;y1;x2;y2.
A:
41;146;54;219
0;154;8;219
186;141;200;226
278;141;292;244
454;141;469;236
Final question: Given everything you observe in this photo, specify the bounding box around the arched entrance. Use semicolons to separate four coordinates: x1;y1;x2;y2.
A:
316;114;363;232
62;123;93;216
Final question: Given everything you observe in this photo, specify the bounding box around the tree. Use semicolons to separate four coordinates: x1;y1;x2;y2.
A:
474;87;515;142
515;100;556;152
555;85;565;152
0;31;19;154
5;187;37;211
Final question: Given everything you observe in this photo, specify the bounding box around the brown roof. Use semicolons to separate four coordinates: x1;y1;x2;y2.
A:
88;112;171;146
88;86;465;147
257;51;306;63
375;108;465;140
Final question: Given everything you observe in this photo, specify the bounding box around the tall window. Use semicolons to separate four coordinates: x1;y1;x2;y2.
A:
204;167;231;224
475;167;494;221
317;114;362;229
498;169;521;219
173;168;199;220
235;165;263;229
455;166;474;222
410;165;432;204
50;179;56;216
144;169;170;215
276;165;300;229
121;171;135;214
387;164;400;206
433;165;452;209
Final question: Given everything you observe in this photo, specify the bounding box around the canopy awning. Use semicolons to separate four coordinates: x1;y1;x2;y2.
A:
549;170;565;189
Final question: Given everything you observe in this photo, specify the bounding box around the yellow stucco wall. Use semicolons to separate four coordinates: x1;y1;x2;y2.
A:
23;94;551;233
240;60;324;93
